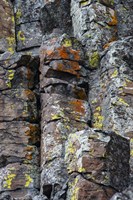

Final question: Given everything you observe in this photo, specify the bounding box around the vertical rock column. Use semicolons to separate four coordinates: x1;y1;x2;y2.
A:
71;0;118;69
0;54;40;199
0;0;42;198
40;34;90;199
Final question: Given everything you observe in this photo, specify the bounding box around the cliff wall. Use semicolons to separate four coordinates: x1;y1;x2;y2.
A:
0;0;133;199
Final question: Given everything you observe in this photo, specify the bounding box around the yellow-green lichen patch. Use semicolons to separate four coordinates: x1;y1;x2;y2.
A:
17;31;26;43
8;70;15;81
78;167;85;173
111;69;118;78
7;36;15;54
130;149;133;157
25;174;33;187
89;51;100;69
70;177;79;200
51;110;65;120
62;38;72;47
16;9;22;24
91;99;98;104
118;98;129;107
93;112;104;129
3;173;16;189
80;1;89;7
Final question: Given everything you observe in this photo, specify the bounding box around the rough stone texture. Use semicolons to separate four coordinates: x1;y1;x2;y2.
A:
0;0;15;54
110;186;133;200
71;0;118;69
0;0;133;199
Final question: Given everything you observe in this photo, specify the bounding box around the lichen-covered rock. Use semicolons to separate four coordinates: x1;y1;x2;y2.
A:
65;129;130;193
89;37;133;178
13;0;43;51
115;0;133;38
71;0;118;69
0;0;133;199
0;0;15;54
67;175;115;200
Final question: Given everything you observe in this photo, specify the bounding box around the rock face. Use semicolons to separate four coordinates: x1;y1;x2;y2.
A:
0;0;133;200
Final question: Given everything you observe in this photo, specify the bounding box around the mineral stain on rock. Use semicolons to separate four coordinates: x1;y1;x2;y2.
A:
0;0;133;200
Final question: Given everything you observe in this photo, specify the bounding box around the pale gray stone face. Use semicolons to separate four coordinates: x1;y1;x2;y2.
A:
0;0;133;199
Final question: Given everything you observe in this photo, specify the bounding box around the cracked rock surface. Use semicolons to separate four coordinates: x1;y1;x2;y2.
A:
0;0;133;199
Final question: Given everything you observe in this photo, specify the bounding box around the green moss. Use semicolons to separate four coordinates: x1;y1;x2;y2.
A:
89;51;100;69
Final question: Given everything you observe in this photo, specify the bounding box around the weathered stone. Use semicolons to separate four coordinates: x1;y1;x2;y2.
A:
0;0;15;54
0;0;133;199
0;89;38;122
16;22;42;51
14;0;42;25
0;163;39;192
40;0;72;35
71;1;118;69
115;1;133;38
67;175;115;200
65;129;130;191
110;185;133;200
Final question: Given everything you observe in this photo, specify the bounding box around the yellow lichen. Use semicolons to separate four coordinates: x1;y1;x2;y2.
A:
89;51;100;69
16;9;22;24
7;36;15;54
93;112;104;129
71;178;79;200
62;38;72;47
3;173;16;189
8;70;15;81
80;1;89;7
6;81;12;88
111;69;118;78
130;150;133;157
118;98;129;107
25;174;33;187
78;167;85;173
91;99;98;104
67;141;75;154
17;31;25;43
95;106;101;112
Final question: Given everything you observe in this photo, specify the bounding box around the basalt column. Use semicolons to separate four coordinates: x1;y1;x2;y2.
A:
71;0;133;184
0;0;41;199
39;34;90;199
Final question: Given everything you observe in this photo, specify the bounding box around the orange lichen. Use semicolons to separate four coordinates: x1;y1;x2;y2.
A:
24;89;35;101
57;61;80;77
108;12;118;26
58;47;70;59
25;153;32;160
69;100;85;114
25;146;34;152
25;124;39;144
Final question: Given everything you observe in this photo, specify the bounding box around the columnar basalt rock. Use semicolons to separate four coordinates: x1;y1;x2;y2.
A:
0;0;133;199
39;34;90;199
0;53;41;199
71;0;118;69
